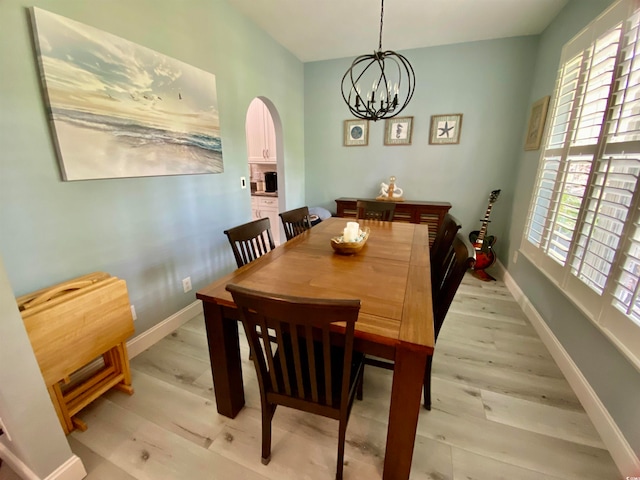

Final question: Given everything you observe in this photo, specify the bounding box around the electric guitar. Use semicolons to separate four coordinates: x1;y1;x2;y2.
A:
469;189;501;271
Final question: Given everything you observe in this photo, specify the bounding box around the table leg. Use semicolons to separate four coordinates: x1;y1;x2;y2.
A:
382;344;428;480
203;302;245;418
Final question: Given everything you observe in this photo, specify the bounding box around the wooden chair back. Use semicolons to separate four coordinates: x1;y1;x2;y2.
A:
432;233;476;338
224;217;275;268
279;206;312;241
227;284;360;410
355;200;396;221
430;213;462;290
226;283;362;479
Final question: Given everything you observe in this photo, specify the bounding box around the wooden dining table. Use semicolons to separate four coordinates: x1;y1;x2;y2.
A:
196;216;435;480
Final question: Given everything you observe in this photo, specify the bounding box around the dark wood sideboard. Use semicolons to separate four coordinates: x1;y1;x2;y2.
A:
335;197;452;246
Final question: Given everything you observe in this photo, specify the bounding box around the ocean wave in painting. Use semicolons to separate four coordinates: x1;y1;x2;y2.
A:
50;107;224;180
53;108;222;155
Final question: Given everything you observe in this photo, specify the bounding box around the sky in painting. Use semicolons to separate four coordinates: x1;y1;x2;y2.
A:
32;7;220;137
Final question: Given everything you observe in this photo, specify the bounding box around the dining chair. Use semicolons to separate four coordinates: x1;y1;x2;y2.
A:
423;232;476;408
358;233;475;410
279;206;312;241
226;284;364;480
355;200;396;221
430;213;462;293
224;217;275;268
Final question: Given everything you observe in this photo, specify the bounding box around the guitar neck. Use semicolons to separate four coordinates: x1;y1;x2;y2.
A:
475;204;494;244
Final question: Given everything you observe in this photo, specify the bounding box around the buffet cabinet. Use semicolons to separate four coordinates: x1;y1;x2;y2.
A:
334;197;452;246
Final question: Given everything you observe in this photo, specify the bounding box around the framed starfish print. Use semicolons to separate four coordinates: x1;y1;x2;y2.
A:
429;114;463;145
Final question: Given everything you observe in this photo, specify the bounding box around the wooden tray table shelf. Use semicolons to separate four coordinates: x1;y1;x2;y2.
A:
16;272;135;434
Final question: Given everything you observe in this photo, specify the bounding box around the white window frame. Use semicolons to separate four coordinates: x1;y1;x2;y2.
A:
521;0;640;372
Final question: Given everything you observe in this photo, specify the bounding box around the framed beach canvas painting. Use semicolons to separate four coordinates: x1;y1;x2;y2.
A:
30;8;224;181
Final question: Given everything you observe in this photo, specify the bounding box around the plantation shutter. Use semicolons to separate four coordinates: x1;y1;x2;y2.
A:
521;0;640;369
601;7;640;365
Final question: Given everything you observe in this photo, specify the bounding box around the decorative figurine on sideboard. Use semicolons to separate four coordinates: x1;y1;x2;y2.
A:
377;175;405;201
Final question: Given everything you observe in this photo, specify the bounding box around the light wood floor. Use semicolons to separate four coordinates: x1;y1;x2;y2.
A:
23;274;622;479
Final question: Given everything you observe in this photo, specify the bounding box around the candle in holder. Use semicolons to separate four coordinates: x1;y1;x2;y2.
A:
343;221;360;242
348;222;360;239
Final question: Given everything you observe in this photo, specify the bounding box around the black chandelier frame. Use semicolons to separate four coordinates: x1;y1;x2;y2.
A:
341;0;416;121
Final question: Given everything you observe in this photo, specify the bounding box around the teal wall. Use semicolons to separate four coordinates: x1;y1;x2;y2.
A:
304;0;639;462
506;0;640;455
0;257;73;478
1;0;638;471
0;1;304;473
304;37;539;251
0;0;305;338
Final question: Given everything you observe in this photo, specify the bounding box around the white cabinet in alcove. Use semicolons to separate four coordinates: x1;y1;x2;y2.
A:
251;196;280;245
246;99;276;163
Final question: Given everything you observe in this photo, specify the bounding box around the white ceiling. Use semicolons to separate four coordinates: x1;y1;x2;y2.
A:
227;0;569;62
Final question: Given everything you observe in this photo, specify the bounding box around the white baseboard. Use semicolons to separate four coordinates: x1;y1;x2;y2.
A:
500;263;640;477
44;455;86;480
127;300;203;358
0;441;39;480
0;442;86;480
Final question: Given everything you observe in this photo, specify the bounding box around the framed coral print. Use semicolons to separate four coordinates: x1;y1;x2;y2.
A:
384;116;413;145
344;119;369;146
524;96;550;151
429;114;462;145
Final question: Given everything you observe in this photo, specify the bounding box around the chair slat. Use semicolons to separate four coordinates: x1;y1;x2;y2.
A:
272;321;291;396
322;328;332;407
259;316;279;394
289;327;306;398
305;324;319;403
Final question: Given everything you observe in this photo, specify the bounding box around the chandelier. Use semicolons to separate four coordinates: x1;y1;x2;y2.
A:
341;0;416;121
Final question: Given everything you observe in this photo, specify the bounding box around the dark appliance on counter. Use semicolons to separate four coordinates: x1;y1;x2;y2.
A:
264;171;277;192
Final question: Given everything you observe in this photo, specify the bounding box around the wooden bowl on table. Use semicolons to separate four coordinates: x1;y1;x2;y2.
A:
330;227;370;255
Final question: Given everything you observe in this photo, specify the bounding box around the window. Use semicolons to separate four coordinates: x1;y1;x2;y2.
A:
522;0;640;370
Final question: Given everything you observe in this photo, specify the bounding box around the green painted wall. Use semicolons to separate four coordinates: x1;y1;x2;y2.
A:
1;0;638;471
507;0;640;456
0;257;73;478
0;0;304;473
0;0;305;337
304;0;639;463
304;36;539;251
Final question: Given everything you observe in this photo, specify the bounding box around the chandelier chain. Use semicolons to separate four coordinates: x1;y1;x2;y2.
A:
378;0;384;51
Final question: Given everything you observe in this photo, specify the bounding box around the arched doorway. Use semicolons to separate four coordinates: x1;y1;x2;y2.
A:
245;97;284;245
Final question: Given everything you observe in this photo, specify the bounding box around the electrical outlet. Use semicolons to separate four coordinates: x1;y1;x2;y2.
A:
130;305;137;321
240;176;247;189
513;250;519;264
182;276;192;293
